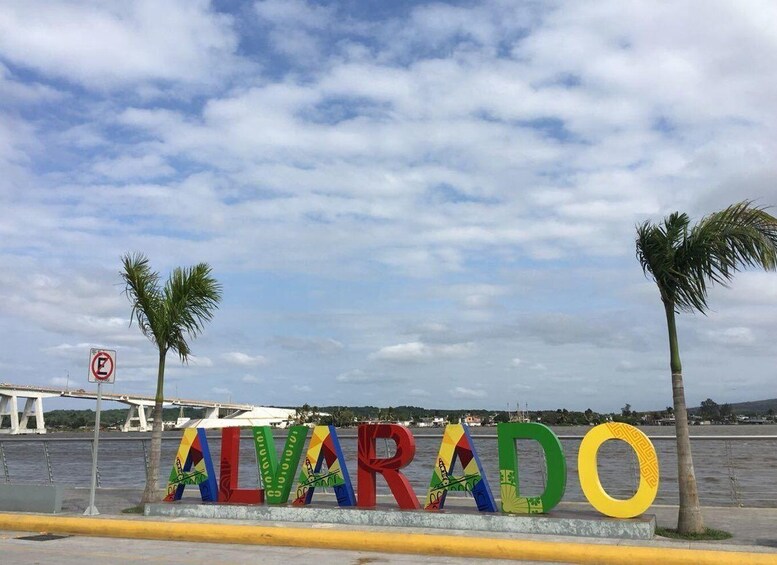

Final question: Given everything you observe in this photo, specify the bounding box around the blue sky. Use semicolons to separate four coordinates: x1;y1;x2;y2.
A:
1;0;777;412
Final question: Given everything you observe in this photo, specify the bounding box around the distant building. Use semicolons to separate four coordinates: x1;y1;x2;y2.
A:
461;414;482;426
177;406;297;429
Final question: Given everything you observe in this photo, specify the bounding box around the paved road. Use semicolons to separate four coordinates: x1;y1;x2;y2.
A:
0;530;563;565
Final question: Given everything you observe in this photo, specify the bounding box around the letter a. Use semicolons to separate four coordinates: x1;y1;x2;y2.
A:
293;425;355;506
164;428;217;502
425;423;496;512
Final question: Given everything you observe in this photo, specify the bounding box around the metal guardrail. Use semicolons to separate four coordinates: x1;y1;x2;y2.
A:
2;433;775;442
1;434;775;507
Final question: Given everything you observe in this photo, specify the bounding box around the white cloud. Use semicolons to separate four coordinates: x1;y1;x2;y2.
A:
370;341;475;363
712;271;777;307
451;284;509;310
188;356;213;367
270;336;344;354
293;384;312;393
370;342;427;363
0;266;144;346
451;386;487;399
255;0;335;29
3;2;777;410
334;369;404;386
0;62;62;104
704;327;756;346
414;322;449;334
510;357;522;367
0;1;242;89
91;154;175;181
335;369;372;384
45;343;94;357
222;352;268;367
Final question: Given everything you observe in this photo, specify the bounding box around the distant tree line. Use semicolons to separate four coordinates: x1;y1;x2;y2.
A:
21;398;777;432
301;404;666;427
303;399;777;427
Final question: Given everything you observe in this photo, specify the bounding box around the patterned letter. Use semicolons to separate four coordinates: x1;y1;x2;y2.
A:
293;425;356;506
253;425;308;504
578;422;659;518
218;427;264;504
164;428;217;502
357;424;420;509
497;422;566;514
425;423;496;512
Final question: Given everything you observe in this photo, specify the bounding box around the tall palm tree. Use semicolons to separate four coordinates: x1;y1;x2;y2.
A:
121;253;222;503
636;201;777;533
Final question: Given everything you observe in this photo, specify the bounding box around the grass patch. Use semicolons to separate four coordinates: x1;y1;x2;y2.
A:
121;505;144;514
655;526;732;541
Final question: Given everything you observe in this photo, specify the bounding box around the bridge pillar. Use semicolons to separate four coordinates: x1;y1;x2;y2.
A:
0;394;19;434
203;406;219;419
0;393;45;434
19;397;46;434
122;403;151;432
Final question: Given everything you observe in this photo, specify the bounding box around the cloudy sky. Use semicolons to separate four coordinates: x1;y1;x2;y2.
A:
1;0;776;413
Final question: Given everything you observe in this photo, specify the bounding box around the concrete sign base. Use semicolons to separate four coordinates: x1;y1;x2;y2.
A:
146;498;656;540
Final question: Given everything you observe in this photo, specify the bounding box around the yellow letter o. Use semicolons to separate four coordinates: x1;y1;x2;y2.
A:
578;422;659;518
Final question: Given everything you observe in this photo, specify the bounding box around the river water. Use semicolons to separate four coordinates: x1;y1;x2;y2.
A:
1;425;775;507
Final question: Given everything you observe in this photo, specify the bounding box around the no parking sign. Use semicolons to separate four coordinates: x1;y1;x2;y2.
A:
88;349;116;384
85;347;116;516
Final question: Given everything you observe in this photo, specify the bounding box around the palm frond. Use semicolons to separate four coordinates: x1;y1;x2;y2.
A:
163;263;223;361
120;252;164;346
636;201;777;313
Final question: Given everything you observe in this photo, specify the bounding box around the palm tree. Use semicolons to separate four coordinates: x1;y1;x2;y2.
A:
636;201;777;533
121;253;222;503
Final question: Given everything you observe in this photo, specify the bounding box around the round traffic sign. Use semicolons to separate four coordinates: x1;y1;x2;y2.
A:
90;351;114;382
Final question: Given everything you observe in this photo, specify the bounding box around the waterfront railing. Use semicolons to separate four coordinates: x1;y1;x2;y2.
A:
1;433;774;508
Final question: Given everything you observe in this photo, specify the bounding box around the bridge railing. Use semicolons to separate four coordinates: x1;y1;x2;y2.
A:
1;433;775;508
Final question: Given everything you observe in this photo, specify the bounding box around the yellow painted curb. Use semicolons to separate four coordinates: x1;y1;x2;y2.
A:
0;513;775;565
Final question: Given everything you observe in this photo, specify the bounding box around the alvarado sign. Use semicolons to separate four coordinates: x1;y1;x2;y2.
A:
165;421;659;519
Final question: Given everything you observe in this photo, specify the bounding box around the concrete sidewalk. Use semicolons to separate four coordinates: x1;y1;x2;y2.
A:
54;487;777;555
0;530;548;565
59;487;777;549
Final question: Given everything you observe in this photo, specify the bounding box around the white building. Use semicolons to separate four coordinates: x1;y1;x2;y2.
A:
176;406;297;429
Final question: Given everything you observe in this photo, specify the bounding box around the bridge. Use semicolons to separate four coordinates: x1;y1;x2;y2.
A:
0;383;256;434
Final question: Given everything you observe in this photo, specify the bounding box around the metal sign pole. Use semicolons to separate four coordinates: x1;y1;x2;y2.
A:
84;380;103;516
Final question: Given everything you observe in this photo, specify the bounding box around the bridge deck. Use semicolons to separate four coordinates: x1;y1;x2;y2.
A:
0;383;254;410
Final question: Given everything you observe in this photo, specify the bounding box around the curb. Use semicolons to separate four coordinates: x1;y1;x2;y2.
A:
1;513;775;565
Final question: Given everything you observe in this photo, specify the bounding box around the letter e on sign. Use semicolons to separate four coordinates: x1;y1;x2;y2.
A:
88;348;116;384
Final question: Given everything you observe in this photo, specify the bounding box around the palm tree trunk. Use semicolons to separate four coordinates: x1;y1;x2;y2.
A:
141;349;166;504
664;300;704;534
